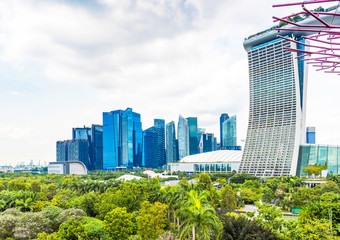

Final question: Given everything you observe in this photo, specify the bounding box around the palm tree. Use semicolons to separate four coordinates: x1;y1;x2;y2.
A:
178;190;222;240
16;198;34;212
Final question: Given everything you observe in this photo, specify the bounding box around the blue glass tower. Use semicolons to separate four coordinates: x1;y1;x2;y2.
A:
306;127;316;144
103;110;123;170
133;114;143;167
142;127;158;168
203;133;215;153
178;115;189;160
154;119;166;167
222;115;237;147
166;121;178;163
186;117;198;155
220;113;229;147
91;125;103;170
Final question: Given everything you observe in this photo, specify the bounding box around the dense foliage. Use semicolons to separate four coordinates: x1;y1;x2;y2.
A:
0;171;339;239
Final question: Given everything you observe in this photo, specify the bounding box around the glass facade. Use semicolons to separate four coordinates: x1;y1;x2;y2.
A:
240;36;307;177
56;141;68;162
91;125;103;170
154;119;166;167
166;121;178;164
186;117;198;155
142;127;158;168
297;144;340;175
306;126;316;144
203;133;215;153
178;115;190;160
222;115;237;147
103;110;123;170
220;113;229;146
67;140;90;168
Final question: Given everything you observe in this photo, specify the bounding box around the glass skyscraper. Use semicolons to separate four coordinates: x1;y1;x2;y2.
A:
142;127;158;168
240;30;308;176
306;127;316;144
154;119;166;167
56;141;68;162
103;108;142;170
186;117;198;155
203;133;216;153
220;113;229;146
222;115;237;147
166;121;178;163
178;115;190;160
103;110;123;170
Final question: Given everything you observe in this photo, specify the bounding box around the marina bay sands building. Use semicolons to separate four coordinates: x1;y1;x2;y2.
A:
239;30;308;177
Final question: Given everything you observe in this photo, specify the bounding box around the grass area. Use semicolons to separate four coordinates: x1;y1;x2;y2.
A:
282;215;299;222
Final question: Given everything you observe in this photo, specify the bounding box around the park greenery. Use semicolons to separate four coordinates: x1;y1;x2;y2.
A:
0;170;340;239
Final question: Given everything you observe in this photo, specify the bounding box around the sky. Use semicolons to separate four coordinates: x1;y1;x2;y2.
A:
0;0;340;166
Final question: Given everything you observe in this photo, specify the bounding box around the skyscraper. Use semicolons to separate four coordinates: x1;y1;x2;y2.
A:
166;121;178;163
67;139;90;167
56;141;69;162
203;133;215;153
103;110;123;170
178;115;190;160
197;128;205;154
103;108;142;170
220;113;229;146
222;115;237;147
240;29;308;176
142;127;158;168
306;127;316;144
186;117;198;155
154;119;166;167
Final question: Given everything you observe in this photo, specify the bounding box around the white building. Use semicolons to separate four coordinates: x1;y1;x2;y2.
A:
48;161;87;175
168;150;241;174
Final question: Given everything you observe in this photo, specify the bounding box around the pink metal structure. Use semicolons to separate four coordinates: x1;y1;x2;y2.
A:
273;0;340;74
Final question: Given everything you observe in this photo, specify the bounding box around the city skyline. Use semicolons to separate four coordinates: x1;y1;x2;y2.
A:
1;0;340;165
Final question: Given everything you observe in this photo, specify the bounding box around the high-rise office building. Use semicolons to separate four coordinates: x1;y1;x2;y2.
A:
220;113;229;146
56;141;69;162
222;115;237;147
186;117;198;155
67;139;90;167
154;119;166;167
166;121;178;163
91;125;103;170
203;133;216;153
178;115;190;160
240;29;308;176
142;127;158;168
306;127;316;144
103;110;124;170
103;108;142;170
197;128;205;154
71;125;103;171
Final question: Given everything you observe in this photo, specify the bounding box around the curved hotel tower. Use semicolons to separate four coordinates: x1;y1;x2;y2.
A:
239;29;309;177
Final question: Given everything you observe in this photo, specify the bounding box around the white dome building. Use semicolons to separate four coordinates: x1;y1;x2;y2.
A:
168;150;242;174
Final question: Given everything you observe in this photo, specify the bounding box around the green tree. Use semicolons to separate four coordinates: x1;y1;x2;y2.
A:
31;180;41;193
178;190;222;240
16;198;34;212
222;213;276;240
82;217;106;240
0;214;18;239
198;173;212;191
220;185;236;211
57;218;88;240
255;202;283;230
103;207;133;240
136;201;168;240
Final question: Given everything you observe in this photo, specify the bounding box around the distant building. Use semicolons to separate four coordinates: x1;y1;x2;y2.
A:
56;141;69;162
306;127;316;144
222;115;237;147
71;125;103;171
178;115;190;160
48;161;87;175
197;128;205;154
297;144;340;176
168;150;241;174
68;139;90;167
203;133;216;153
154;119;166;167
103;108;142;170
142;127;158;168
220;113;229;147
186;117;198;155
166;121;178;164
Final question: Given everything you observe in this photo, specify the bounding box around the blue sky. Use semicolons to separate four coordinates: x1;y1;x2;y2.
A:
1;0;339;165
